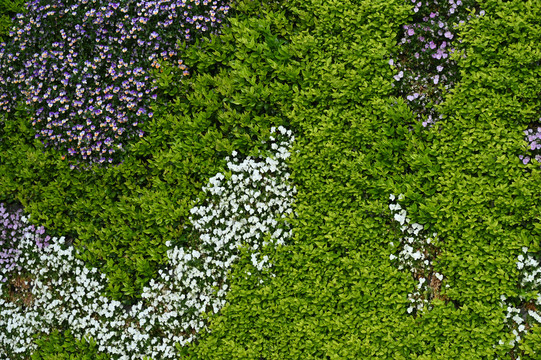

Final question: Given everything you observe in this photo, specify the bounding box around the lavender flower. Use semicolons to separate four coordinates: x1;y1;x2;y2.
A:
391;0;483;127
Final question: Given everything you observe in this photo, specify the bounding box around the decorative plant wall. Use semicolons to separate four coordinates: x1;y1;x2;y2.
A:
0;0;540;358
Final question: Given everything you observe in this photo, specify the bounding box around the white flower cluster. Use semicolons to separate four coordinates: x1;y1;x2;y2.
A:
495;248;541;356
388;193;444;315
516;248;541;289
143;126;297;322
1;226;190;359
500;299;527;347
0;127;297;359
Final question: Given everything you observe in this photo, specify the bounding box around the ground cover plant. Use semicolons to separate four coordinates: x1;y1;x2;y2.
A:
1;0;541;359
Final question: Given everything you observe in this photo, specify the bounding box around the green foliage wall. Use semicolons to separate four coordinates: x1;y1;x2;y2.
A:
186;0;541;359
1;0;540;358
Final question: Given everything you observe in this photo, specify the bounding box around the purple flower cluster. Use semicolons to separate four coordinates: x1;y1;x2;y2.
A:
0;0;230;167
520;121;541;165
390;0;480;127
0;203;50;282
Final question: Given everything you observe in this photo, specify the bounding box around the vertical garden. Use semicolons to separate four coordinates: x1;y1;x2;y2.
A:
0;0;540;358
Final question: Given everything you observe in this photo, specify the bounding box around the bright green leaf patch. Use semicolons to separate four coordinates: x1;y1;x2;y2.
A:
31;330;110;360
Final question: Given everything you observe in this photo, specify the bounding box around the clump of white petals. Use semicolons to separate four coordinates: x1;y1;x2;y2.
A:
0;229;150;359
388;194;443;315
141;125;297;342
516;248;541;290
0;127;297;359
495;248;541;355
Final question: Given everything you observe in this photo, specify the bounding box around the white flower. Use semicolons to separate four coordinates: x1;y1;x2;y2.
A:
394;212;406;225
389;203;401;211
528;310;541;323
411;223;423;235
